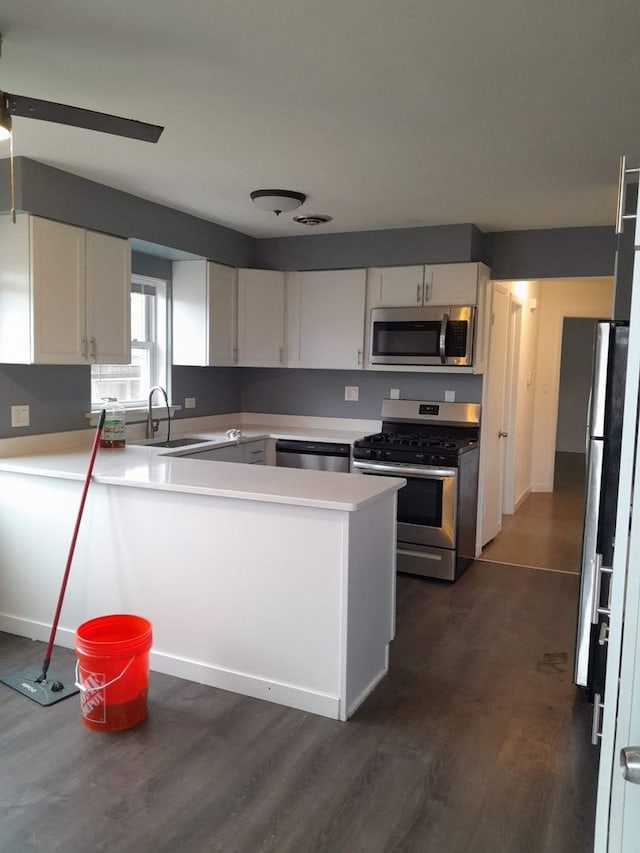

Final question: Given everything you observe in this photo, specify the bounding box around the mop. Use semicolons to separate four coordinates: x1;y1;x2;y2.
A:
0;409;106;705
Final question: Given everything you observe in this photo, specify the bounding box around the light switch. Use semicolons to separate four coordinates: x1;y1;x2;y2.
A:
344;386;359;402
185;397;196;409
390;388;400;399
11;405;30;428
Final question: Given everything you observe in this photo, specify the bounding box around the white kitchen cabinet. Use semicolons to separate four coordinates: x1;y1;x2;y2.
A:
367;265;425;307
286;269;366;369
243;439;266;464
237;269;285;367
424;262;481;305
367;262;488;309
172;260;237;366
0;214;130;365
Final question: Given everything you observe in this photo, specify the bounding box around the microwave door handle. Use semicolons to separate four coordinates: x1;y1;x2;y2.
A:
439;314;449;364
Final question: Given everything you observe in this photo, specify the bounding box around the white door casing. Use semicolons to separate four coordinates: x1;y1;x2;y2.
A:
479;284;511;547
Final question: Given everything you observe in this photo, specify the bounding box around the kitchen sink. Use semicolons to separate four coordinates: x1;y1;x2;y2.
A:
132;437;208;448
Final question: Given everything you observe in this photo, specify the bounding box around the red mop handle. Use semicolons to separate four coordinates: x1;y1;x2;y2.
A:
40;409;107;675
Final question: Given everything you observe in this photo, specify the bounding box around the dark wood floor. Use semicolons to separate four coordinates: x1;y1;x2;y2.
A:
0;562;598;853
481;452;586;573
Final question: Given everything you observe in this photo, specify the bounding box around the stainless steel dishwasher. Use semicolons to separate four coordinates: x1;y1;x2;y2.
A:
275;440;351;473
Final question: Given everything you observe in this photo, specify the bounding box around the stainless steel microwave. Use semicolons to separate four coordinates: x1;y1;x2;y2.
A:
369;305;475;366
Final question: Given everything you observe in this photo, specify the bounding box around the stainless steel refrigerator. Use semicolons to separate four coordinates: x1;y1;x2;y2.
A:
574;322;629;735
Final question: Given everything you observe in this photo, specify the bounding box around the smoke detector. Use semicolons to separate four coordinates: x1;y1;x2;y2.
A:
292;214;332;227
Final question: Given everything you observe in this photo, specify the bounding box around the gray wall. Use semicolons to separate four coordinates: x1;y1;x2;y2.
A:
486;227;616;280
0;365;89;435
255;224;486;270
239;370;482;420
172;367;242;419
555;318;600;453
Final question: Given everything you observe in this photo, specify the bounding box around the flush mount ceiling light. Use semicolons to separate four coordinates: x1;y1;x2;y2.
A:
293;214;333;227
250;189;306;216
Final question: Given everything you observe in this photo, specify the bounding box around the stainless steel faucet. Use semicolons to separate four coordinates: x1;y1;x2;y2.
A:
146;385;170;440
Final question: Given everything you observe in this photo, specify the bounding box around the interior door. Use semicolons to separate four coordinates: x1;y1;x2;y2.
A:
480;284;511;545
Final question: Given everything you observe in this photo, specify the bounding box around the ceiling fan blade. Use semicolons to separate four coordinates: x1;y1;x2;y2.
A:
3;92;163;143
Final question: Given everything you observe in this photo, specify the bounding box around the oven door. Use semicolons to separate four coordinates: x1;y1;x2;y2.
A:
352;461;457;549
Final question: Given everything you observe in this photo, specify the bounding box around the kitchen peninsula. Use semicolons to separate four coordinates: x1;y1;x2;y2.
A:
0;439;403;721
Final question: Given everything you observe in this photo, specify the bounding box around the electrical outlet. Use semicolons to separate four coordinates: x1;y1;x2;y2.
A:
185;397;196;409
390;388;400;399
344;386;359;402
11;405;30;428
445;390;456;402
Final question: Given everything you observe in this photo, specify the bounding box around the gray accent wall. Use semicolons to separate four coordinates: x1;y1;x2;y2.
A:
486;227;616;280
131;252;173;281
0;365;89;436
239;369;482;420
172;367;242;418
255;224;486;270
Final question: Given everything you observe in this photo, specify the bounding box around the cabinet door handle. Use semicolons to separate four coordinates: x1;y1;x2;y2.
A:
598;621;609;646
416;283;422;304
90;337;97;360
233;346;238;364
591;692;604;745
82;337;88;359
357;348;362;366
279;347;283;364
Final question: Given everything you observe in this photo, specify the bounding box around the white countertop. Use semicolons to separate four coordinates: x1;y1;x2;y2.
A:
0;435;403;512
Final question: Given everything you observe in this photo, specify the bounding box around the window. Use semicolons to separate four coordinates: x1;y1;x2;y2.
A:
91;275;169;406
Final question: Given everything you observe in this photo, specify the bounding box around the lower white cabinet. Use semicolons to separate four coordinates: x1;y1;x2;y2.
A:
286;269;366;369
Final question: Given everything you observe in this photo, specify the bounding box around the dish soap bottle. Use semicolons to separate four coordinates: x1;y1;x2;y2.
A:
100;397;126;448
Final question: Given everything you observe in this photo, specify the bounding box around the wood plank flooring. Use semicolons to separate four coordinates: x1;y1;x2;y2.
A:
0;562;598;853
481;452;585;573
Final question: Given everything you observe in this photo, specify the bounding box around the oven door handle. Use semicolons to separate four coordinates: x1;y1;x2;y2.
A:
352;461;457;479
439;313;449;364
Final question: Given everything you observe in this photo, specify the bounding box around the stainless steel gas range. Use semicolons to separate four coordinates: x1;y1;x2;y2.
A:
352;399;480;581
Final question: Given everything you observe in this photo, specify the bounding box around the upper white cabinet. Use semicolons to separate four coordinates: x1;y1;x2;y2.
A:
367;262;488;308
367;265;425;307
172;260;237;366
237;269;285;367
0;214;130;365
286;269;366;369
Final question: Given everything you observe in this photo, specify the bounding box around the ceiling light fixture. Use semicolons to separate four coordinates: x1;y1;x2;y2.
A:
250;189;306;216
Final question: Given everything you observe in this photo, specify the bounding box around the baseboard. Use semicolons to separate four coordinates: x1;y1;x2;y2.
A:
0;615;342;720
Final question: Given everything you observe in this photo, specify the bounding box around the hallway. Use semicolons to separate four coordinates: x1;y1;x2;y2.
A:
481;452;585;573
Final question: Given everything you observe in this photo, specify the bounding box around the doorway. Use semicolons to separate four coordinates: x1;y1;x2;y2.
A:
479;279;613;573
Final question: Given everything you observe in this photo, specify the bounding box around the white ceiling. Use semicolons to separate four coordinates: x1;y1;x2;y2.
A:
1;0;639;240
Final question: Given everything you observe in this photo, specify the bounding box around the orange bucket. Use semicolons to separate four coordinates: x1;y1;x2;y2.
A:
75;614;152;732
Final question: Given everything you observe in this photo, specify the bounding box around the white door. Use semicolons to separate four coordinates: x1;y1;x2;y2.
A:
479;284;511;545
